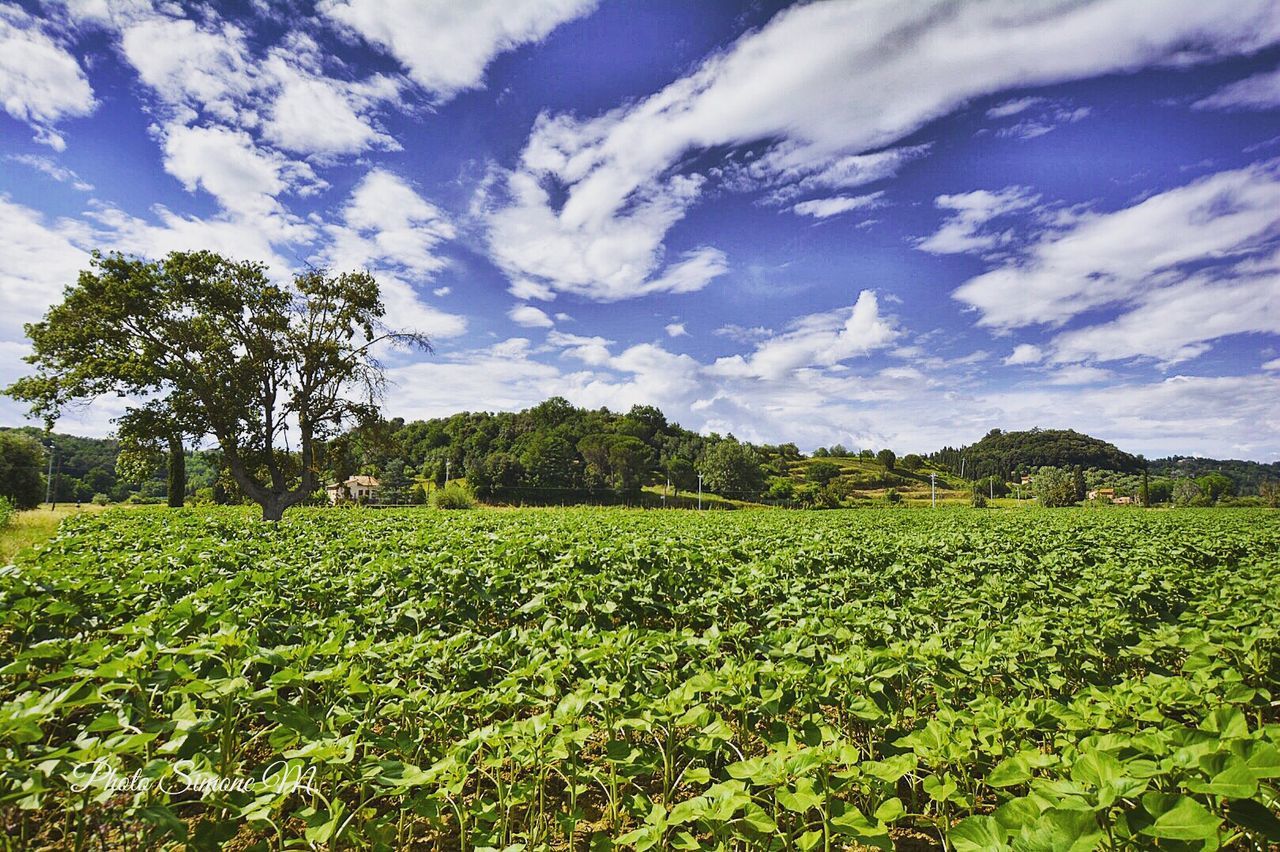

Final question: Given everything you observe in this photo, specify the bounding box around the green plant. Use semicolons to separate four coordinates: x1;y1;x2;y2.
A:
1;508;1277;849
0;496;14;530
430;482;476;509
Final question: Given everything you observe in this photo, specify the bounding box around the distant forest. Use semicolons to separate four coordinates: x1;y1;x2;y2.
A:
2;402;1278;505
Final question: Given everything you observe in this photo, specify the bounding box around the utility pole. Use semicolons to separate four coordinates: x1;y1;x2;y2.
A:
959;457;965;480
445;459;450;485
45;440;55;509
697;473;703;510
930;473;936;508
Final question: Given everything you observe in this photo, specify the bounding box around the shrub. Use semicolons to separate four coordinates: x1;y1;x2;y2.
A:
971;492;988;508
806;461;841;485
91;493;110;506
431;483;476;510
884;488;903;505
0;496;14;530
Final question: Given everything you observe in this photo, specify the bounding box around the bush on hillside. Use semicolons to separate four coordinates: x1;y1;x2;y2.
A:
431;483;475;510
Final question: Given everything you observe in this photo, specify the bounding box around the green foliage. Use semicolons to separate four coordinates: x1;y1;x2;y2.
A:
0;509;1276;849
1149;455;1280;496
806;461;841;485
876;448;896;471
1196;472;1235;502
0;496;13;530
900;453;924;472
697;439;765;499
884;487;903;504
0;431;44;509
430;482;475;509
974;475;1010;497
7;251;427;521
766;476;795;502
933;427;1142;479
90;493;109;506
1032;466;1079;507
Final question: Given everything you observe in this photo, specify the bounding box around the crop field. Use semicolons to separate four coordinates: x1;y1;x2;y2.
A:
1;508;1279;851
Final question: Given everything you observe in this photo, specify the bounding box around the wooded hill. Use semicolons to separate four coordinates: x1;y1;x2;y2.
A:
929;428;1144;480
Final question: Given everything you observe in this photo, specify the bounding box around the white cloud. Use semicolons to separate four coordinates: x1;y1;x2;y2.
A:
433;286;451;297
490;0;1280;302
327;169;455;276
1050;269;1280;365
96;8;404;159
1044;364;1113;385
259;45;402;157
5;153;93;190
0;197;91;339
118;14;256;123
710;290;898;380
792;192;884;219
755;145;929;204
508;304;554;328
954;160;1280;328
0;5;95;148
161;123;320;223
547;330;612;365
1004;344;1043;365
991;103;1092;140
319;0;596;99
321;170;466;338
916;186;1038;254
82;202;294;273
665;322;687;337
1194;65;1280;111
1263;357;1280;370
986;97;1043;118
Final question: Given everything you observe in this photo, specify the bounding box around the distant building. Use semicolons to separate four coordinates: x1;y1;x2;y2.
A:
1113;496;1134;505
326;475;380;505
1087;487;1116;501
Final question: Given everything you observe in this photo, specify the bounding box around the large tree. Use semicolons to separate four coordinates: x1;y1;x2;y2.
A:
7;250;427;521
697;439;765;499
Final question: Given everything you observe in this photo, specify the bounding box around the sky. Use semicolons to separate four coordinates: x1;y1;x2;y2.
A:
1;0;1279;460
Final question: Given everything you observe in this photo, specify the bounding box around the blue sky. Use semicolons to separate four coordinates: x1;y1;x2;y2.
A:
2;0;1279;459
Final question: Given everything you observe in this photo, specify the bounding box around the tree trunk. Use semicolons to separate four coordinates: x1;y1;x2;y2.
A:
167;434;185;508
261;499;285;522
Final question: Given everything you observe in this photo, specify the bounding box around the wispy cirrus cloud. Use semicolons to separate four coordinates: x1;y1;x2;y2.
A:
1193;65;1280;111
916;186;1039;255
953;160;1280;329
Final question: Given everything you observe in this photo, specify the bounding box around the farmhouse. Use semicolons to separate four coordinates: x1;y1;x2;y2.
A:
326;475;380;504
1086;487;1116;501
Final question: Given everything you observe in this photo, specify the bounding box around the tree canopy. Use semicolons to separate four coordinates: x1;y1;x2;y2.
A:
931;428;1142;479
7;250;427;520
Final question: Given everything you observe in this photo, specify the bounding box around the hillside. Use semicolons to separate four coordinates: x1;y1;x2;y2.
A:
930;428;1143;479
